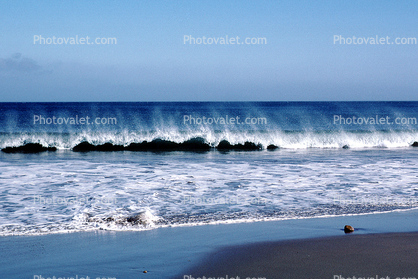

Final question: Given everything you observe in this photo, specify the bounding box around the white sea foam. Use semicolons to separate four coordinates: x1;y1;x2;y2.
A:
0;148;417;236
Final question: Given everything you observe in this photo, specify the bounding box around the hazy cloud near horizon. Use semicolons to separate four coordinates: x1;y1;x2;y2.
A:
0;53;42;73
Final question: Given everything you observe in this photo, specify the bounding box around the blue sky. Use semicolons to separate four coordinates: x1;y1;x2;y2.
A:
0;0;417;101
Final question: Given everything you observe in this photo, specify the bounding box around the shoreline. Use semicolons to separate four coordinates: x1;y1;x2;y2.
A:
2;207;418;237
1;209;417;278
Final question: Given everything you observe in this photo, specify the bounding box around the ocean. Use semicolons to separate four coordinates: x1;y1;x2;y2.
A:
0;102;417;236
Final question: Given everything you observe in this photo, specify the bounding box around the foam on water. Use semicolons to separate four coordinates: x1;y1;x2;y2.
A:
1;102;417;235
1;148;417;236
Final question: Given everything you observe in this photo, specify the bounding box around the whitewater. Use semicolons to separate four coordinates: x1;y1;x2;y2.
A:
0;102;417;236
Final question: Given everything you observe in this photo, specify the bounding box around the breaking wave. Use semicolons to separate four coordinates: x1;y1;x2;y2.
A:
1;130;417;151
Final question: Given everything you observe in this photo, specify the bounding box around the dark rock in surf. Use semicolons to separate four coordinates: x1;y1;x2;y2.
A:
239;142;262;151
267;144;279;150
132;139;179;151
72;141;124;152
1;143;57;153
344;225;354;233
95;143;124;151
126;215;142;224
216;140;233;150
216;140;262;151
126;213;151;226
126;139;177;151
72;141;95;152
125;138;211;152
412;141;418;147
146;139;179;151
180;137;211;151
125;141;148;151
342;145;350;149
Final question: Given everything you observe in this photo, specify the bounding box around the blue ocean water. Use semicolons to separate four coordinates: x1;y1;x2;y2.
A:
0;102;417;149
0;102;417;235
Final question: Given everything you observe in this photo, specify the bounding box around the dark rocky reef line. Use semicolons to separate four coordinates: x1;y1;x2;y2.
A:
3;140;417;153
1;143;57;153
72;138;263;152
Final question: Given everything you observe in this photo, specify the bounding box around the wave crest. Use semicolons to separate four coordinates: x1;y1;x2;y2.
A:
1;130;417;151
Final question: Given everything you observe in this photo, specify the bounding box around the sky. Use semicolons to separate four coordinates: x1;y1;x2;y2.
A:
0;0;417;102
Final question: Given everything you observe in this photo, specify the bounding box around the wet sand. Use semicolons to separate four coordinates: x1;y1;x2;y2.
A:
2;210;418;279
180;232;418;279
